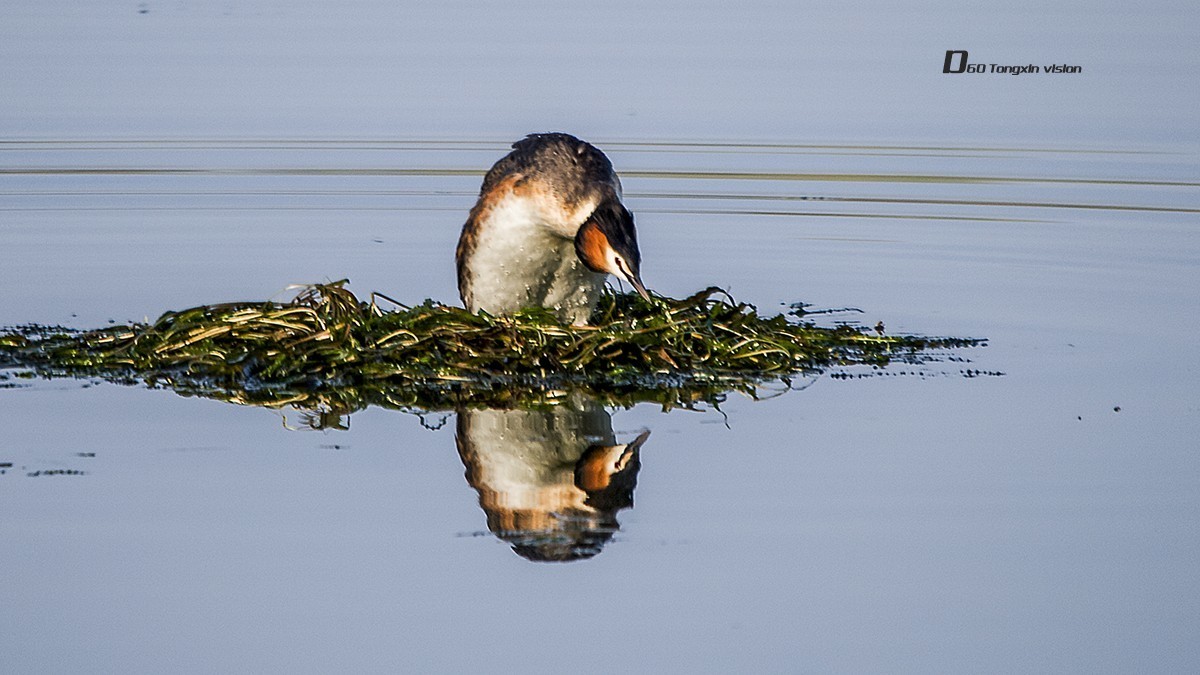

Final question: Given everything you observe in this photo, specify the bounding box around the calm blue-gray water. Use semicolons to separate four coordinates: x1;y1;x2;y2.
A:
2;2;1198;673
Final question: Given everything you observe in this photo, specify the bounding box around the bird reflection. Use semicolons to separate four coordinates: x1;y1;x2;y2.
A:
455;394;649;562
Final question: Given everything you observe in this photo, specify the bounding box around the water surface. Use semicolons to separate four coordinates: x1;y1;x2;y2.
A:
3;137;1197;674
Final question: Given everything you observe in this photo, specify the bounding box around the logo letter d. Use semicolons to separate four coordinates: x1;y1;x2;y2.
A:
943;50;968;73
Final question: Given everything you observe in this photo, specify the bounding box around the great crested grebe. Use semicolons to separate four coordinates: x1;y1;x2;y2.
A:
456;393;648;562
456;133;651;325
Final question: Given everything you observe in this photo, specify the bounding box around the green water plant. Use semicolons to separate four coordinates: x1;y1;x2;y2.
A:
0;281;983;413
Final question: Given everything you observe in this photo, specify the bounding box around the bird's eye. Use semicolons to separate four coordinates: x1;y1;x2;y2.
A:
614;256;632;278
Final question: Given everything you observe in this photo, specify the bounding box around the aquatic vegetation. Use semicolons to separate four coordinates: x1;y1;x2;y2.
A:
0;281;983;413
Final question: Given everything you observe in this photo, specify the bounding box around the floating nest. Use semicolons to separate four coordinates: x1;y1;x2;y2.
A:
0;281;984;413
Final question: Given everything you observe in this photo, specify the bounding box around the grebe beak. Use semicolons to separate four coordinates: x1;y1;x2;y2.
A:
576;201;653;302
615;256;652;302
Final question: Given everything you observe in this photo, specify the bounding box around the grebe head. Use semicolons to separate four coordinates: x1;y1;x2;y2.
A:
574;199;652;302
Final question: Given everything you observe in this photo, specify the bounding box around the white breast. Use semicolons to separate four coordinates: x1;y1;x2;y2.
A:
458;398;617;512
464;193;607;324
